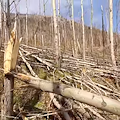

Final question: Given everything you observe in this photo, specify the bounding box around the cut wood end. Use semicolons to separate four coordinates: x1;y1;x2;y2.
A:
17;73;31;82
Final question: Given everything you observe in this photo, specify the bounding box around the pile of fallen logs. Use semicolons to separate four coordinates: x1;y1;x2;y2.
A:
20;44;120;81
13;43;120;119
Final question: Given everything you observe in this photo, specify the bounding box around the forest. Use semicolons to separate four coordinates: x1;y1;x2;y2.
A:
0;0;120;120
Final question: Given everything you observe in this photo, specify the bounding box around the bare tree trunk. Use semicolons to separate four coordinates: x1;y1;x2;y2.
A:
115;0;120;58
81;0;85;61
43;0;45;16
90;0;93;55
101;5;105;59
52;0;60;67
0;0;2;47
41;34;44;48
71;0;77;57
109;0;116;67
1;1;14;120
39;0;41;15
57;0;61;63
106;9;110;46
42;0;45;48
58;0;60;18
34;34;37;47
26;0;28;45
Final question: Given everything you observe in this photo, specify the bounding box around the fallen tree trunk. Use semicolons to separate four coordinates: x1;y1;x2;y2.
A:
13;73;120;116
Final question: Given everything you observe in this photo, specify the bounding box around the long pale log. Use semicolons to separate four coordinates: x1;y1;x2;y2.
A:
14;73;120;116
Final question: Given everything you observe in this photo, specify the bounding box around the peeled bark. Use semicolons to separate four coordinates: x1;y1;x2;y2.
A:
25;0;28;45
90;0;93;55
109;0;116;67
101;5;105;58
0;1;2;47
14;73;120;116
52;0;60;67
71;0;77;57
81;0;85;61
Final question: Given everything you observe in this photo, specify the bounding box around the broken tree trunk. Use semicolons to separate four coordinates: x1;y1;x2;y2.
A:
1;19;21;120
13;73;120;116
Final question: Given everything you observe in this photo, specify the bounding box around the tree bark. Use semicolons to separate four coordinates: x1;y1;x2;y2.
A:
0;0;2;47
1;1;14;120
101;6;105;59
90;0;93;55
25;0;28;45
109;0;116;67
81;0;85;61
52;0;60;67
71;0;77;57
14;73;120;116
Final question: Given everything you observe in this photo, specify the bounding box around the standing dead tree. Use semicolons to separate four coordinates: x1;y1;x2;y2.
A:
105;9;110;46
1;21;22;120
1;0;13;119
90;0;93;55
0;0;2;48
71;0;77;57
52;0;60;67
1;3;22;118
25;0;28;45
109;0;116;67
57;0;61;60
101;5;105;59
81;0;85;61
39;0;41;15
43;0;45;16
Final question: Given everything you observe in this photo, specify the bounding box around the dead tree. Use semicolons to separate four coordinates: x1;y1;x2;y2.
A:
0;0;2;47
13;73;120;116
57;0;61;65
1;0;13;119
101;5;105;59
43;0;45;16
81;0;85;61
106;9;110;46
25;0;28;45
109;0;116;67
39;0;41;15
52;0;60;67
90;0;93;55
71;0;77;57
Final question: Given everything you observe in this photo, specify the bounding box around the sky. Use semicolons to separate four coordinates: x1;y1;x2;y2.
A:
8;0;120;33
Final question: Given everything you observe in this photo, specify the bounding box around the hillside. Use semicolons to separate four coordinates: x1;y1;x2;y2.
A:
0;14;120;120
10;14;115;57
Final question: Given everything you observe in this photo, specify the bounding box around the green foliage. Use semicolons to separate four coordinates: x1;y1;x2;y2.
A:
38;68;47;79
35;101;45;109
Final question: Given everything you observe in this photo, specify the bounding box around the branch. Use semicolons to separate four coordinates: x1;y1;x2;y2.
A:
49;93;71;120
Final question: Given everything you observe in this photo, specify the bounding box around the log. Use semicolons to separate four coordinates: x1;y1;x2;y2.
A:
13;73;120;116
